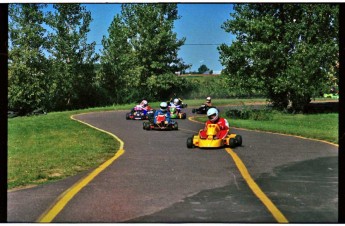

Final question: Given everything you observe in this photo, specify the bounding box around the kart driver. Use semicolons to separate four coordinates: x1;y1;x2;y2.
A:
169;98;181;112
139;100;153;111
200;108;229;139
168;93;183;106
154;102;171;124
205;96;212;107
131;100;152;113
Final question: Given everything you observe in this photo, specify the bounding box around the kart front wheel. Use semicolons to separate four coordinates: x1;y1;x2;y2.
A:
173;122;178;130
143;122;150;130
235;135;242;146
229;138;236;148
187;137;194;148
126;113;130;120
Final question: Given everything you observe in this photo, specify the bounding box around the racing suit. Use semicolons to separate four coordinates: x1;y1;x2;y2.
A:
200;118;229;139
154;110;171;124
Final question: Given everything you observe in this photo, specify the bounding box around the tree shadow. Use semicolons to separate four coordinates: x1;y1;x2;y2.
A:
303;101;338;114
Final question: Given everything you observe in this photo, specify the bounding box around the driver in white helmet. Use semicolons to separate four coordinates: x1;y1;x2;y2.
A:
132;99;152;112
169;98;182;112
200;108;229;139
154;102;171;124
205;96;212;107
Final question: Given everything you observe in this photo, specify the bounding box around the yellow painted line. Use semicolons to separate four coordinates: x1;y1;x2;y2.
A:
225;148;288;223
188;116;288;222
37;113;125;223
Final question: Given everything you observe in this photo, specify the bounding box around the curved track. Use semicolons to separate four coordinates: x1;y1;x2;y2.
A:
7;107;338;223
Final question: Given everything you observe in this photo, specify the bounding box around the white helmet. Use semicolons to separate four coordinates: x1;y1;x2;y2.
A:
206;96;211;103
207;108;219;122
141;100;148;107
160;102;168;112
173;98;179;105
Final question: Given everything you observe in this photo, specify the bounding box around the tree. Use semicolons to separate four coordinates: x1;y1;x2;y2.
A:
46;4;98;110
98;15;141;104
8;4;50;114
219;4;338;111
198;64;210;74
99;3;191;102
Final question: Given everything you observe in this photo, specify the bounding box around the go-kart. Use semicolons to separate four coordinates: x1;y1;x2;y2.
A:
169;106;186;119
192;105;216;114
187;124;242;148
167;98;187;108
143;114;178;130
126;106;155;120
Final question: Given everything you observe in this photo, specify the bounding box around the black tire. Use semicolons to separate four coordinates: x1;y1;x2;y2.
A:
192;109;196;113
143;122;150;130
126;113;130;120
173;122;178;130
235;135;242;146
187;137;194;148
148;114;154;123
229;138;236;148
181;113;186;119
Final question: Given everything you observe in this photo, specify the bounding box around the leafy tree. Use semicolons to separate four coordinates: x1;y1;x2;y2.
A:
8;4;50;114
219;4;338;111
46;4;98;110
198;64;209;74
146;73;193;100
98;15;141;104
100;3;190;102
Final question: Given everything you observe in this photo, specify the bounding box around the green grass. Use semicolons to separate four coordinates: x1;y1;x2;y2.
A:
195;111;338;144
8;98;337;190
8;111;120;189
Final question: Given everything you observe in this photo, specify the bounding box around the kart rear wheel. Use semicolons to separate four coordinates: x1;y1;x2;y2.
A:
126;113;130;120
181;113;186;119
235;135;242;146
187;137;194;148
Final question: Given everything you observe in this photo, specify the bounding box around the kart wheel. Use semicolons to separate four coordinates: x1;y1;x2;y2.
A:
187;137;194;148
235;135;242;146
181;113;186;119
143;122;150;130
173;122;178;130
126;113;130;120
192;109;196;113
148;114;154;123
229;138;236;148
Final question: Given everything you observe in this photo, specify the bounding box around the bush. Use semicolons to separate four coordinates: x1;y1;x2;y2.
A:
224;104;273;121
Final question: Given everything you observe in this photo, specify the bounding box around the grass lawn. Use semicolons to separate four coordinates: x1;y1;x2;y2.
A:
195;111;338;144
230;113;338;144
8;98;338;190
8;111;121;189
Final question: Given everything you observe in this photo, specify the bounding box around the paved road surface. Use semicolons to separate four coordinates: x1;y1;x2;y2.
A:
7;107;338;223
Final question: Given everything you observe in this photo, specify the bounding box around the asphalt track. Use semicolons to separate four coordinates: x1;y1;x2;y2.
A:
7;107;338;223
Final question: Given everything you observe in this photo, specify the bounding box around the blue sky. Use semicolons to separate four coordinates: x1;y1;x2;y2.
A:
84;3;235;74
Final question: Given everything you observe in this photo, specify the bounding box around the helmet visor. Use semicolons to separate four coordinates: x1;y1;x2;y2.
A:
208;113;217;120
